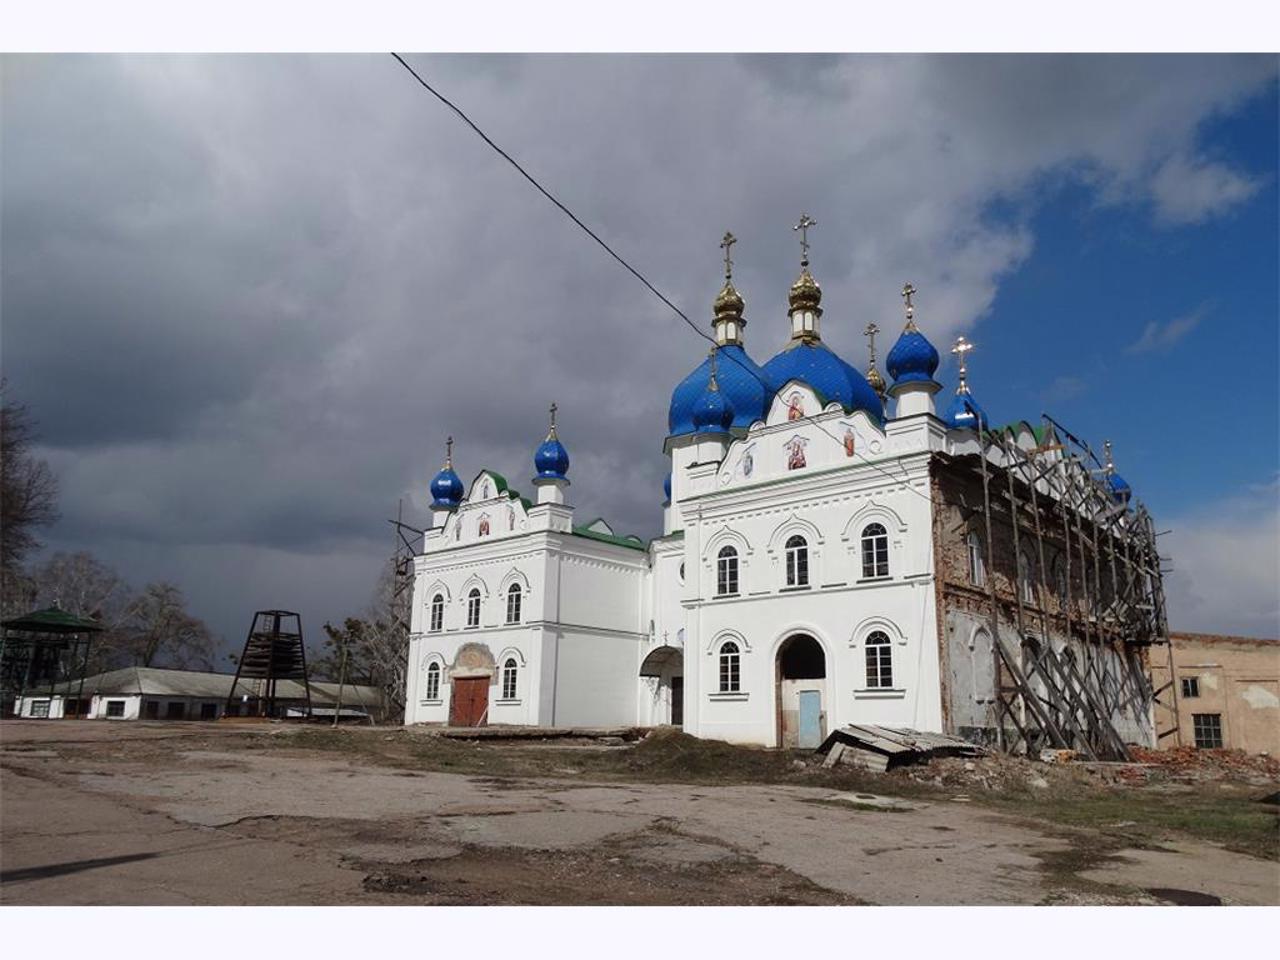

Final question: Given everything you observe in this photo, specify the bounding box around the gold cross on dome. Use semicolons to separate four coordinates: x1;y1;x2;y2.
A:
719;231;736;281
1103;439;1114;474
547;402;558;439
445;435;454;467
951;335;974;379
864;321;880;364
793;214;817;263
901;282;917;311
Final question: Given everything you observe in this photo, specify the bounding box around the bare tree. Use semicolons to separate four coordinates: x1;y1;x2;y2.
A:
1;381;59;611
25;551;140;672
126;581;215;669
317;560;409;720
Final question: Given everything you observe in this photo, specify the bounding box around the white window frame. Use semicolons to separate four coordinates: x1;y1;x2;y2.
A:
429;594;444;633
1180;676;1199;699
864;630;893;689
425;662;441;701
784;535;809;588
967;531;985;587
501;658;519;701
860;523;889;579
718;641;741;693
466;588;481;628
717;546;739;597
505;583;522;624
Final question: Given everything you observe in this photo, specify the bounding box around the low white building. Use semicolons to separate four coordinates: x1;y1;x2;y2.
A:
13;666;385;721
405;233;1160;750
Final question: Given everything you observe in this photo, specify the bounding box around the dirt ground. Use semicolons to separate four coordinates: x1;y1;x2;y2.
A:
1;720;1277;906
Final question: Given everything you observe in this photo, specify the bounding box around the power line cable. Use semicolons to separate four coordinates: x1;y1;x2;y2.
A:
389;52;938;506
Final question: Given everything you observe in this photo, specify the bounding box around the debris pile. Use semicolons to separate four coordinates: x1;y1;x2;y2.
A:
1127;746;1279;783
817;725;986;773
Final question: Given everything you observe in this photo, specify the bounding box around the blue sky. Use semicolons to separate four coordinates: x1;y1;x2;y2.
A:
965;80;1278;519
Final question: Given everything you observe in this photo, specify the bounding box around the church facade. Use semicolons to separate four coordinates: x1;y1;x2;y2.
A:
404;227;1160;751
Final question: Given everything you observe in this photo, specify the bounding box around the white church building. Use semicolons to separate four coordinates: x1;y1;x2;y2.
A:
404;225;1158;751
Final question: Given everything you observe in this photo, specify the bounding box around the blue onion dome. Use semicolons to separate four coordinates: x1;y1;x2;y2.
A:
430;438;464;509
691;374;735;434
534;435;569;480
663;471;672;502
669;344;770;436
1107;472;1132;503
944;388;987;430
533;405;570;482
762;341;884;422
886;325;940;384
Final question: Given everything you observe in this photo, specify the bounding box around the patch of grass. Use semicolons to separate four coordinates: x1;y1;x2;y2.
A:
988;786;1280;860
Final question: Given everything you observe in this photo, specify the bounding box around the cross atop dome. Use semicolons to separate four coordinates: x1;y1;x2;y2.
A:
951;336;974;393
793;213;817;266
901;282;918;331
720;231;736;281
713;231;746;344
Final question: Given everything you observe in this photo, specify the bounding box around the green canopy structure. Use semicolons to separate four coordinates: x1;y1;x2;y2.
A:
2;605;104;718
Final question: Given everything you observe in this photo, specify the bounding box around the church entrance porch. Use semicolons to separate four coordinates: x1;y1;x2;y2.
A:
776;634;826;749
639;645;684;728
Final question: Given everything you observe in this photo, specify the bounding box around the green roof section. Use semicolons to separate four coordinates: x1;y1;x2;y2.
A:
571;525;648;552
2;606;105;634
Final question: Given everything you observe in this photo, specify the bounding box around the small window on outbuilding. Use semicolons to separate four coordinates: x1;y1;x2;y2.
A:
1192;713;1223;749
1180;676;1200;699
106;700;126;718
30;699;51;718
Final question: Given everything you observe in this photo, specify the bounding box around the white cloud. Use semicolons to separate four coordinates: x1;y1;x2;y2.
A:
1163;483;1280;639
1127;304;1207;353
1150;152;1264;224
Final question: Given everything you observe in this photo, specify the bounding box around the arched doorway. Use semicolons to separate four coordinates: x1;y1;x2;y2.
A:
639;645;684;727
776;634;826;749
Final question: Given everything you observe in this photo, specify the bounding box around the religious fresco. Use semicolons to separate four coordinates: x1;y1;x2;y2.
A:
787;392;804;421
478;514;490;537
786;436;807;470
741;445;754;478
507;505;515;530
844;427;856;458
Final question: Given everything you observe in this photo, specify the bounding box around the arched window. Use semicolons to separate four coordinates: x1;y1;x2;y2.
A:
429;594;444;633
425;661;441;700
1018;551;1036;605
466;588;481;628
967;532;985;587
501;657;518;700
717;546;739;596
718;641;740;693
505;583;522;624
784;535;809;588
861;523;889;579
865;630;893;688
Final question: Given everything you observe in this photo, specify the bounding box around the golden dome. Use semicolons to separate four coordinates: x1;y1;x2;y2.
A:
788;264;822;314
713;279;745;322
866;364;886;397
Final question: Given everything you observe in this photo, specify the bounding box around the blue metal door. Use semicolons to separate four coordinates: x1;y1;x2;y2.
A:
797;690;822;749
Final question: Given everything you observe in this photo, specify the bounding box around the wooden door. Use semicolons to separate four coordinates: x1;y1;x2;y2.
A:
449;676;490;727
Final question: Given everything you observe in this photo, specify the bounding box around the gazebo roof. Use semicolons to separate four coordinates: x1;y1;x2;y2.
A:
1;605;105;634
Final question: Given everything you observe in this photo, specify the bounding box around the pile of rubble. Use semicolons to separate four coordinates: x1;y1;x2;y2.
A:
1127;746;1279;783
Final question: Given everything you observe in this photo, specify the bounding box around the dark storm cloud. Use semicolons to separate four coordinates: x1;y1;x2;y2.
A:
2;53;1274;643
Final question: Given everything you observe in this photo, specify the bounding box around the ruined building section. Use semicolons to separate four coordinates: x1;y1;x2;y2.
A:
930;419;1169;759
